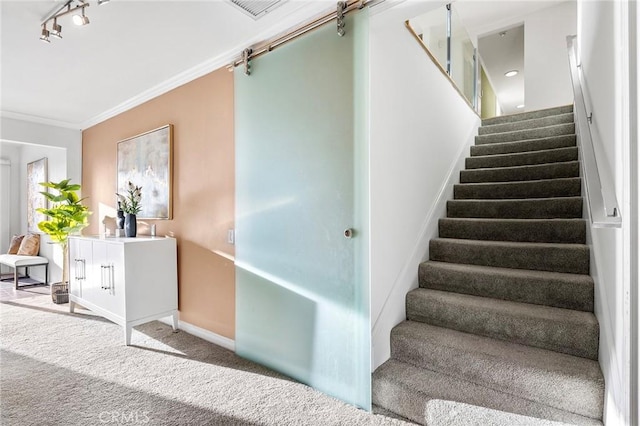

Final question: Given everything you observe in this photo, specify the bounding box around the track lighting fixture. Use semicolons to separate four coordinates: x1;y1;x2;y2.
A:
39;0;93;43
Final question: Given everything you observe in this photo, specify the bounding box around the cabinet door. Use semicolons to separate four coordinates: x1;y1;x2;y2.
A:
69;238;92;298
89;242;125;318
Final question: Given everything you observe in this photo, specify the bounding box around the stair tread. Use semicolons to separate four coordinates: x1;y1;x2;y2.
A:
470;135;576;156
447;197;583;219
373;359;602;426
408;288;597;329
429;237;590;275
454;177;581;200
468;146;578;164
419;260;593;311
391;321;603;418
462;160;579;172
479;113;574;135
475;123;575;145
456;176;580;186
439;217;585;244
482;105;574;126
421;258;592;281
406;288;599;359
466;147;578;169
460;161;579;184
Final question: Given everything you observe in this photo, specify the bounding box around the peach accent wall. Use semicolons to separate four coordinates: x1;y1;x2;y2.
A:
82;68;235;339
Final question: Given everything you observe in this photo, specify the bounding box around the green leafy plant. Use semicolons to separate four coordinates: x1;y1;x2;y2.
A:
37;179;91;285
116;181;142;215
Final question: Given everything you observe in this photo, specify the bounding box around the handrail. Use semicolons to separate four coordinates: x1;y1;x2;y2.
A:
566;35;622;228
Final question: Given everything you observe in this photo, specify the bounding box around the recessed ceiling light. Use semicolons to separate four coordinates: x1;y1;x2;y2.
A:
516;104;525;109
504;70;518;77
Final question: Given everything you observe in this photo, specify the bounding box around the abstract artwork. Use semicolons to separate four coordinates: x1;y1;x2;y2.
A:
27;157;48;232
117;125;173;219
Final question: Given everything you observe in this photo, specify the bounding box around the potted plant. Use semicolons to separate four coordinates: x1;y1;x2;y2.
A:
116;181;142;237
37;179;91;303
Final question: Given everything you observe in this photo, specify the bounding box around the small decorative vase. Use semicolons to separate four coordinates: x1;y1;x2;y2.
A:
124;214;137;237
116;210;125;229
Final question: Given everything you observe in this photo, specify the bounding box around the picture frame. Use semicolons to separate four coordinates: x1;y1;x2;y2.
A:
27;157;48;233
117;125;173;219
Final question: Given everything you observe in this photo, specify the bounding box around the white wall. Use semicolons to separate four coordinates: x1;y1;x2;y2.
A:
524;1;577;111
0;162;10;254
577;1;636;424
634;3;640;423
0;142;22;246
370;1;481;370
0;117;81;284
0;117;81;184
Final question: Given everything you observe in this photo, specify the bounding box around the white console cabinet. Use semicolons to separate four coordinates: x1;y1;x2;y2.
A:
68;236;178;345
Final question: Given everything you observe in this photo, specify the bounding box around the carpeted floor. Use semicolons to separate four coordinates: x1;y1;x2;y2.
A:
0;290;411;426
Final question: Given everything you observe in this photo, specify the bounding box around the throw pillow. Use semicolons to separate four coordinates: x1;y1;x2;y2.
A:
17;233;40;256
8;235;25;254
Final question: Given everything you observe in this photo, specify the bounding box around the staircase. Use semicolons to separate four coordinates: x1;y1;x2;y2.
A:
372;105;605;425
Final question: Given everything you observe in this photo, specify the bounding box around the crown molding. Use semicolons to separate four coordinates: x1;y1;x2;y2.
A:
0;110;82;130
79;48;237;130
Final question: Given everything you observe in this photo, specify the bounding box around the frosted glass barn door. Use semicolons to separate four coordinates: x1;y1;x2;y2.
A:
235;12;370;409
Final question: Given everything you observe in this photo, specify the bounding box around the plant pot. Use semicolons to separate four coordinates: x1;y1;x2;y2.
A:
125;214;137;237
51;281;69;304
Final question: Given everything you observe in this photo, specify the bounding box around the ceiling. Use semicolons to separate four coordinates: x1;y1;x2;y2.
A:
1;0;572;130
0;0;335;129
454;1;570;115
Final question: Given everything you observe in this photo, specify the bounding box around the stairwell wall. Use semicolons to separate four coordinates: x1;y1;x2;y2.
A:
577;1;635;424
369;1;481;370
523;1;577;112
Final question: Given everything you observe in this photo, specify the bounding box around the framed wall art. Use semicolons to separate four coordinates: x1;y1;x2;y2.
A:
117;125;173;219
27;157;48;232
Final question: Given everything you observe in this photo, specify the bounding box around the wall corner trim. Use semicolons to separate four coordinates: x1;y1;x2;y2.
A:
159;317;236;352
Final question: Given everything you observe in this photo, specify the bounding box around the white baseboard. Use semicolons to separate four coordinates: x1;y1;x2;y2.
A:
159;317;235;352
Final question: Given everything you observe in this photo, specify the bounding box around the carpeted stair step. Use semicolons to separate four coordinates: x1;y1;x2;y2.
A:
482;105;574;126
460;161;579;183
429;238;589;274
406;288;599;359
466;147;578;169
454;177;581;199
479;113;574;135
438;218;585;244
372;359;602;425
475;123;575;145
419;261;593;311
471;134;577;157
390;321;603;419
447;197;583;219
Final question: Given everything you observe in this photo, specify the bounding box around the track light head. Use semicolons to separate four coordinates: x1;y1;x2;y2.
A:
97;0;110;5
72;9;90;26
40;26;50;43
50;19;62;39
